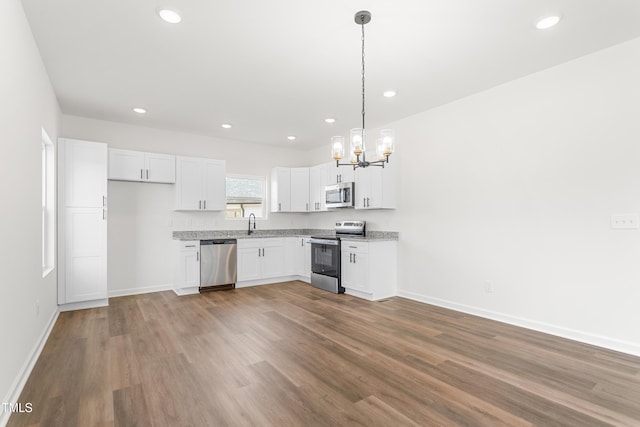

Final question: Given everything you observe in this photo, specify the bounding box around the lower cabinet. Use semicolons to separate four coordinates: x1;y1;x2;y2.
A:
237;238;286;284
285;236;311;283
172;240;200;295
341;240;397;301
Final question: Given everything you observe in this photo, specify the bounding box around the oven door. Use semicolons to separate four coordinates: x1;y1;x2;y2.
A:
310;239;340;277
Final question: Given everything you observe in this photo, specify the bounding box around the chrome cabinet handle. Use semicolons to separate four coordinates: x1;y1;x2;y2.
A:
363;197;366;207
278;202;281;211
301;239;304;247
140;169;143;179
366;197;370;207
258;248;261;257
203;200;207;210
196;251;199;261
185;245;196;248
146;169;149;180
353;253;356;263
102;209;106;220
306;202;309;211
102;196;106;207
350;253;353;263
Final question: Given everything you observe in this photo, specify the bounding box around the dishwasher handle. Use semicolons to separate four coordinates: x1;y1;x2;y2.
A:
200;239;237;245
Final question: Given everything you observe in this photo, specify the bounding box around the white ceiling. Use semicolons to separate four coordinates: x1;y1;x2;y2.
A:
20;0;640;150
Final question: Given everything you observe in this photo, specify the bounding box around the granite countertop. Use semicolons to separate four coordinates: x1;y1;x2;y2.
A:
173;229;398;242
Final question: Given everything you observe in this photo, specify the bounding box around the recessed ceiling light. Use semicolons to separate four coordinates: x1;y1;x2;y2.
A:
157;8;182;24
133;107;147;114
535;15;561;30
287;136;296;141
325;118;336;124
221;123;232;129
383;90;397;98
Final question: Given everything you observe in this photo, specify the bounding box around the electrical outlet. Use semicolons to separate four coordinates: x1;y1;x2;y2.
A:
483;281;493;293
611;214;639;229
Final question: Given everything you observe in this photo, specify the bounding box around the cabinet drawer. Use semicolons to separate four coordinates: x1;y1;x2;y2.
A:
179;241;199;251
341;240;368;253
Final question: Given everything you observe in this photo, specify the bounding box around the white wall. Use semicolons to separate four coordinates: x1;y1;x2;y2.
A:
0;0;61;418
61;116;311;296
308;37;640;355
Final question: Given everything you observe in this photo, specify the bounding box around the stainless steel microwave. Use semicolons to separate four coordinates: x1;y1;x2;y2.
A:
325;182;355;208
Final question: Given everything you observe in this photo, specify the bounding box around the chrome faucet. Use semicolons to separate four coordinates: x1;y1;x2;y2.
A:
248;213;256;235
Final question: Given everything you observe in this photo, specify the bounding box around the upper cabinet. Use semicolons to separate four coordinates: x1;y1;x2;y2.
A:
355;155;396;210
175;156;226;211
271;167;311;213
309;163;329;211
271;167;291;212
108;148;175;183
290;167;310;212
327;162;354;185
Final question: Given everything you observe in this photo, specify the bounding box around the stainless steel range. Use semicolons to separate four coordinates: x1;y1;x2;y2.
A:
309;221;366;293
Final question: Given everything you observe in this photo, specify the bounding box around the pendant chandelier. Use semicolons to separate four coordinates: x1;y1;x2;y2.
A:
331;10;395;169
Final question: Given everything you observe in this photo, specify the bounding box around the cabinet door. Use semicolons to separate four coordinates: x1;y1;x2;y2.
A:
175;156;204;210
328;163;354;185
108;148;145;181
303;238;311;280
145;152;176;183
341;250;355;289
341;242;370;292
63;207;107;303
290;168;310;212
354;167;371;209
261;242;286;278
351;250;370;292
309;164;328;211
271;167;291;212
203;159;226;211
237;246;261;282
181;249;200;288
284;237;303;276
63;139;108;207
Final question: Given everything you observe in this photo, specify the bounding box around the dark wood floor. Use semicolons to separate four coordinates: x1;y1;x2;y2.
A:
8;281;640;426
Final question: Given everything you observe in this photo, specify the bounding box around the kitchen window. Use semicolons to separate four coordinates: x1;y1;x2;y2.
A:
226;174;266;219
42;128;55;277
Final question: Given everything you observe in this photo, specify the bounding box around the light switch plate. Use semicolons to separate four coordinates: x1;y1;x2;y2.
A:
611;214;639;229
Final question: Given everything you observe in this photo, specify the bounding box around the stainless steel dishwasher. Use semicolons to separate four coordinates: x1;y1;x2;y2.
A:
199;239;237;292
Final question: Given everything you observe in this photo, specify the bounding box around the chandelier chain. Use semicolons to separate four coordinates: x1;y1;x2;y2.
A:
361;17;366;132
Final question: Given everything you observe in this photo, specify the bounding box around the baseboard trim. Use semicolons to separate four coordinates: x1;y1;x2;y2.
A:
58;298;109;312
397;290;640;358
1;308;59;427
236;275;304;289
108;284;173;298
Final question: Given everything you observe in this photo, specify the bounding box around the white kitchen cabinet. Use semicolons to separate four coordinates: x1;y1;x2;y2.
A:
175;156;226;211
290;167;310;212
309;163;328;212
302;237;311;282
327;162;354;185
271;167;291;212
354;154;396;209
284;236;311;282
237;238;286;284
172;240;200;295
341;240;397;301
108;148;176;183
58;138;108;310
